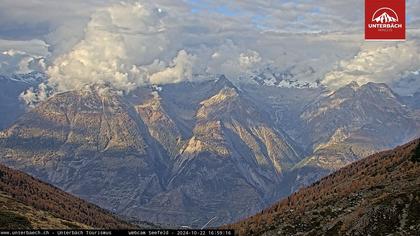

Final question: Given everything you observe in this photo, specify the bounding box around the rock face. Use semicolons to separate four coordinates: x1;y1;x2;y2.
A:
142;86;301;226
290;82;420;190
300;82;418;154
0;77;419;227
228;138;420;236
129;80;302;226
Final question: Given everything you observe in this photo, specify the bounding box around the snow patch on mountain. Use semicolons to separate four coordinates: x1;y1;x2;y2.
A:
249;65;321;89
0;71;46;85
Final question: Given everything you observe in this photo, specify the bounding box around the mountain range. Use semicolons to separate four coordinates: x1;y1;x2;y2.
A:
0;73;419;227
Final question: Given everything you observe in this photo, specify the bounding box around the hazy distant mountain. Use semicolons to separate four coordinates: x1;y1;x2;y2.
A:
0;163;136;229
0;72;45;130
402;91;420;109
228;138;420;235
0;75;419;227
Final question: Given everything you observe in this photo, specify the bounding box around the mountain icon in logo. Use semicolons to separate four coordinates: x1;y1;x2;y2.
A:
372;7;399;23
373;12;397;23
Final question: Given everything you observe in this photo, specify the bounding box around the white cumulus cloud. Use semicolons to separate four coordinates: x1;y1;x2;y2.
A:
0;39;49;75
323;41;420;94
2;0;420;100
19;83;51;108
149;50;197;84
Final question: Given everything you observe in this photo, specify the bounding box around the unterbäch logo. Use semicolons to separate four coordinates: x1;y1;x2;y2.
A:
368;6;403;30
365;0;405;41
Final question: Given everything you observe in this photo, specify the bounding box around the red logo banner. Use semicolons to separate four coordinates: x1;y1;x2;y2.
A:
365;0;406;40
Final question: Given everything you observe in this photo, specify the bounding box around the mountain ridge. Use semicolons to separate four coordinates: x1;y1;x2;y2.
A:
0;77;419;227
0;79;304;227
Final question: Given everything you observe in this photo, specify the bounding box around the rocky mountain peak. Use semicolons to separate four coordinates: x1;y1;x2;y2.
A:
347;80;360;89
331;81;360;98
199;88;238;110
361;82;397;99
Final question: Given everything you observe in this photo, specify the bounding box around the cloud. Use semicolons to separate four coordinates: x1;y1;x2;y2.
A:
0;39;49;75
1;0;420;97
43;1;280;92
46;2;172;92
202;40;267;78
0;39;49;55
149;50;197;84
19;83;51;108
239;50;262;69
46;5;135;92
322;40;420;94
